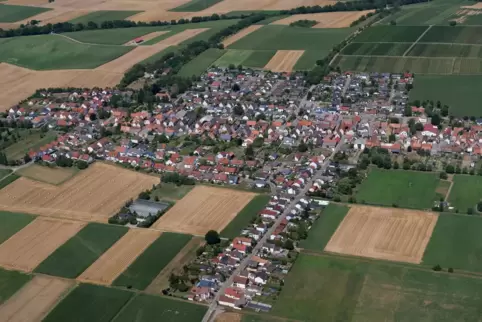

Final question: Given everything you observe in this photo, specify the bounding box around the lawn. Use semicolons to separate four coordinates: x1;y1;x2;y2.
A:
0;4;50;22
0;35;131;70
178;48;225;77
0;211;35;244
112;293;207;322
170;0;223;11
113;232;192;290
407;43;482;58
34;223;128;278
273;253;482;321
423;213;482;273
355;168;439;209
447;174;482;211
228;25;352;50
352;25;428;42
69;10;141;24
221;194;271;239
341;42;411;56
421;26;482;44
150;183;194;201
43;284;133;322
4;130;56;160
0;268;31;305
300;204;349;251
0;174;20;190
294;50;331;70
409;75;482;117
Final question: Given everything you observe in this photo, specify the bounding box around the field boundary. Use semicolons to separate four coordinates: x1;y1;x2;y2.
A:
403;24;432;56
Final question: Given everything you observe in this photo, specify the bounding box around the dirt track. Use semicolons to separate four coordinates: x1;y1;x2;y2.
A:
271;10;375;28
222;25;262;47
0;275;73;322
264;50;304;72
325;206;439;264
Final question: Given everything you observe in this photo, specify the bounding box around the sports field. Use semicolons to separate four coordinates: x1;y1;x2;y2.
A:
68;10;140;24
34;223;128;278
16;164;78;185
0;4;50;22
178;48;225;77
0;211;35;244
273;253;482;321
355;168;439;209
0;268;31;305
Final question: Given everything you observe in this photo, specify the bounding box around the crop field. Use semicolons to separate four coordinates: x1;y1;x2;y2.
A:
407;43;482;57
0;275;73;322
125;31;168;45
0;268;31;305
446;174;482;211
17;164;78;185
170;0;223;12
378;1;462;25
325;206;438;264
178;48;225;77
355;168;440;209
0;217;84;272
270;10;375;28
420;26;482;44
0;211;35;244
0;174;20;190
214;49;276;68
35;223;128;279
43;284;132;322
353;25;428;42
453;9;482;25
221;195;270;238
78;229;160;285
222;25;263;48
5;130;56;160
0;4;50;22
113;232;192;290
0;162;159;222
294;50;330;70
263;50;304;72
341;42;411;56
300;204;349;251
273;253;482;322
69;10;141;24
0;169;10;179
153;185;255;235
113;293;207;322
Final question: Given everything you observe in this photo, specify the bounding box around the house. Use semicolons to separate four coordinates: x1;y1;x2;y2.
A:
233;276;248;289
254;272;269;285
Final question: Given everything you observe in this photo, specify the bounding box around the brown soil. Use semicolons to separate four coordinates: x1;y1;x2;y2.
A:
264;50;305;72
271;10;375;28
222;25;262;48
215;312;242;322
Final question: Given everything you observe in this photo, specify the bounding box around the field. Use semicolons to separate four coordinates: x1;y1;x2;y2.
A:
153;185;255;235
300;204;349;251
273;253;482;321
264;50;305;72
341;42;411;56
213;49;276;68
69;10;141;24
178;48;225;77
112;293;207;322
270;10;375;28
43;284;132;322
0;174;20;190
0;211;34;245
34;223;128;278
294;50;330;70
446;174;482;211
355;168;440;209
421;26;482;44
0;169;11;180
170;0;223;12
77;229;160;285
16;164;78;185
113;232;192;290
353;25;428;43
325;206;438;264
5;130;56;160
222;25;263;48
150;182;194;201
0;4;50;22
0;275;73;322
378;1;462;25
0;268;31;305
0;162;159;222
0;217;84;272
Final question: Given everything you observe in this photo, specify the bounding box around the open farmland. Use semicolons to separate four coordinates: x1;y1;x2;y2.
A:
341;42;412;56
222;25;263;48
0;8;90;29
221;195;270;238
0;4;50;22
5;130;56;160
0;276;73;322
153;185;255;235
69;10;140;24
325;206;438;264
264;50;305;72
0;268;31;305
78;229;160;285
0;162;159;222
420;26;482;44
170;0;223;12
213;49;276;68
378;0;462;25
178;48;225;77
0;174;20;190
273;253;482;322
270;10;375;28
17;164;78;185
294;50;330;70
43;284;132;322
407;43;482;57
447;174;482;211
0;211;35;244
353;25;428;42
0;217;84;272
35;223;128;279
355;168;440;209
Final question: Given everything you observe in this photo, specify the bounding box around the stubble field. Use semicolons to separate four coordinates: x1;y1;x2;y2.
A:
222;25;263;48
325;206;438;264
263;50;305;72
153;185;255;235
0;163;159;222
270;10;375;28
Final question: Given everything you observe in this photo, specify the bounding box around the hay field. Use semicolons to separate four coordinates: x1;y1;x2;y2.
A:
0;275;73;322
123;30;169;45
264;50;304;72
222;25;262;47
271;10;375;28
17;164;77;185
0;217;84;272
153;186;255;235
325;206;438;264
78;229;160;285
0;163;159;222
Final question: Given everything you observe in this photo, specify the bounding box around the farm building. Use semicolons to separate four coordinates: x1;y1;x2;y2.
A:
129;199;170;217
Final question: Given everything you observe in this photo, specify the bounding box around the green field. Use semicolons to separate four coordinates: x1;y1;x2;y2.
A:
407;43;482;58
378;1;462;25
242;50;276;68
113;232;192;290
69;10;141;24
409;75;482;117
423;213;482;273
178;48;225;77
35;223;128;278
0;268;31;304
0;211;35;244
0;174;20;190
5;130;56;160
353;25;428;42
213;49;276;68
221;194;271;238
273;253;482;321
0;169;11;179
355;168;439;209
43;284;132;322
447;174;482;211
294;50;330;70
300;204;349;251
0;35;131;70
170;0;223;11
421;26;482;44
341;42;411;56
228;25;352;50
0;4;50;22
113;294;207;322
150;182;193;201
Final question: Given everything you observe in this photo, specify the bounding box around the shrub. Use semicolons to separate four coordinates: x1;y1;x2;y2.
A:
432;264;442;271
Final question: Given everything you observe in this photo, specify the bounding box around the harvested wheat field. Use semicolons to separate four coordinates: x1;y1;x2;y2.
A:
0;217;84;272
128;11;195;22
153;185;255;235
215;312;242;322
78;229;160;285
462;2;482;9
325;206;438;264
0;162;159;222
271;10;375;28
222;25;262;47
0;275;73;322
123;31;169;45
17;164;77;185
264;50;304;72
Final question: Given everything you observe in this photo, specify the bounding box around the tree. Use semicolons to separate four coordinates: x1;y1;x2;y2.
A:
448;267;454;273
431;114;441;126
205;230;220;245
297;142;308;152
390;20;396;25
467;207;474;215
138;191;150;200
232;83;240;92
388;133;396;143
283;239;294;250
439;172;448;179
77;161;88;170
449;20;457;26
432;264;442;271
